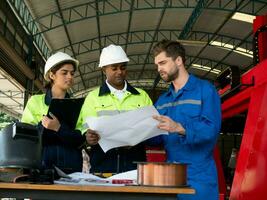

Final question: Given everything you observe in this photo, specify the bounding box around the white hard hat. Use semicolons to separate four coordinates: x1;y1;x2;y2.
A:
98;44;129;68
44;52;79;81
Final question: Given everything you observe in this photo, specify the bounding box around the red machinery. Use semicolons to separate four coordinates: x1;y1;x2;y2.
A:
220;14;267;200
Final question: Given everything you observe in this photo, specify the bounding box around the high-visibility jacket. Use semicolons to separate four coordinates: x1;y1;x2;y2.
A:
21;89;84;173
76;81;153;173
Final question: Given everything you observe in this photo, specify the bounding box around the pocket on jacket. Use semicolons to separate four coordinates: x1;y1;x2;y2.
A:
181;104;201;118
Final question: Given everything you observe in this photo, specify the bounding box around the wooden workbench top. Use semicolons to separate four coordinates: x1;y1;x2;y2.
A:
0;182;195;194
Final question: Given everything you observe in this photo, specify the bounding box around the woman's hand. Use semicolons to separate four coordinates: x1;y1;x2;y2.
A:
153;115;185;135
42;112;61;132
85;129;100;146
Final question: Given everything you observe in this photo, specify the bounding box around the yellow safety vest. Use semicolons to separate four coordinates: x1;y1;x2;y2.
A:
21;94;48;124
76;84;153;134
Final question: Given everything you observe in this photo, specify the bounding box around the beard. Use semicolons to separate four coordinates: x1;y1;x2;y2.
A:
160;65;179;82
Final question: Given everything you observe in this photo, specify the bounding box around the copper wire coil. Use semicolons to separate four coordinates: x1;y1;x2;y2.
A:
137;162;187;187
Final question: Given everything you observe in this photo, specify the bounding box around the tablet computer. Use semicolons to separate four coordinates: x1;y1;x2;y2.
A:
47;98;85;129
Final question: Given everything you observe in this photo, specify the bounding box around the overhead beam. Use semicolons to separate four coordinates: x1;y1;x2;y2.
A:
55;0;86;89
55;30;252;62
187;0;245;75
95;1;102;52
179;0;208;39
30;0;266;35
94;0;104;83
71;54;233;93
0;90;23;114
0;102;21;119
0;34;44;91
125;0;135;52
201;31;252;78
0;90;24;99
7;0;51;59
77;52;246;78
138;0;169;79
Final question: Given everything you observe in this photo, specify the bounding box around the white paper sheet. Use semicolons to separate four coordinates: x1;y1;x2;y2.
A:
54;170;137;186
85;106;167;152
107;169;137;180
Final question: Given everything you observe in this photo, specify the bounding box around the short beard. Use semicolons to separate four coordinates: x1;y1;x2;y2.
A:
162;65;179;82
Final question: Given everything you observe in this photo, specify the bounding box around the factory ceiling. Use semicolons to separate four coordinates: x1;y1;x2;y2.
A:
0;0;267;118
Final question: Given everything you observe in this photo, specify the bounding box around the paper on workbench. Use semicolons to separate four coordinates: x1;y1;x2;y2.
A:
85;106;167;152
107;169;137;180
54;172;107;185
54;170;137;186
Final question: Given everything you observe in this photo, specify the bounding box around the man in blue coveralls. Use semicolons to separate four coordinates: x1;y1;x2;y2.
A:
151;40;221;200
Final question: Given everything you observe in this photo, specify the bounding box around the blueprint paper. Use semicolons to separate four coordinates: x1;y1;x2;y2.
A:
85;106;167;152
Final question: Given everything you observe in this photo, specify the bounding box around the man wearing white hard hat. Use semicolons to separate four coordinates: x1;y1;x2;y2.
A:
76;44;153;173
21;52;85;173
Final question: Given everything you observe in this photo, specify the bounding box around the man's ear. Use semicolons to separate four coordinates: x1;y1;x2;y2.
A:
175;56;183;67
102;67;106;75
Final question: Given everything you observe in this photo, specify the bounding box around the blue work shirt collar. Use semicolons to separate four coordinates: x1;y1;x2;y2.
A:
99;80;140;96
166;74;197;96
44;88;71;105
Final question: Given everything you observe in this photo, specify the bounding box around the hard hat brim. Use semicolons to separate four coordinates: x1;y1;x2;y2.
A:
44;58;79;81
98;57;129;68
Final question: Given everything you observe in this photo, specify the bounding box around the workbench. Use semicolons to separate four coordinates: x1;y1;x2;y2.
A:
0;183;195;200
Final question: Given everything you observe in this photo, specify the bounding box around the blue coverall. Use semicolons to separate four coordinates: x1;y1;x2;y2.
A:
153;75;221;200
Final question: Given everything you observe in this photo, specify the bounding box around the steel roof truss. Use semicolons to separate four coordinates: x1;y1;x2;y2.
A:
31;0;265;36
7;0;50;59
179;0;208;39
54;0;86;89
57;30;251;59
201;31;252;79
138;0;169;79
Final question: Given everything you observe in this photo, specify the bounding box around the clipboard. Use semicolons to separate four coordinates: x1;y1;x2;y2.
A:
47;98;85;129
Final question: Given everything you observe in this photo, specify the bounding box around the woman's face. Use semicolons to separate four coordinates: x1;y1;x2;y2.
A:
49;63;75;90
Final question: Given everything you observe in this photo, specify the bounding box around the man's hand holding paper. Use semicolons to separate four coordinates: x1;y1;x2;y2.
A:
85;129;100;146
85;106;167;152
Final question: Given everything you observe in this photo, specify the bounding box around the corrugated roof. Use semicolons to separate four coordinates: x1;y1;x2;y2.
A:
1;0;267;117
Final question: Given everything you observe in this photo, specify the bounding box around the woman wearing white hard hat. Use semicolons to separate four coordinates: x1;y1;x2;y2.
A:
76;44;153;173
21;52;85;173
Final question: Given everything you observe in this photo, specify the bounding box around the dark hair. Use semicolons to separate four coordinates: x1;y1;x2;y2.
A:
152;39;186;63
44;61;76;89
